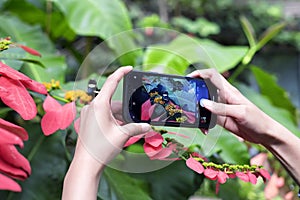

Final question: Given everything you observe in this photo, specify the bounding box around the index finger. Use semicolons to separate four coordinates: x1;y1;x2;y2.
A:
95;66;133;103
187;68;232;90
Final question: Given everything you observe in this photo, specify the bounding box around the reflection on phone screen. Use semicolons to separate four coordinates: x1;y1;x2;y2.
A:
129;74;210;126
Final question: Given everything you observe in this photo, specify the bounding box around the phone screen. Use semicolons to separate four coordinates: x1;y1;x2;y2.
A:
123;71;216;128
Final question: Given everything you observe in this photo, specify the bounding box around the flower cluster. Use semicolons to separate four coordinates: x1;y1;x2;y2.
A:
0;41;76;192
43;79;61;91
64;90;92;103
0;37;12;51
0;119;31;192
125;127;271;194
186;155;270;193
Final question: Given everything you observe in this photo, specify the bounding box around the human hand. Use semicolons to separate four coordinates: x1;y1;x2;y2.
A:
77;66;152;166
188;68;279;145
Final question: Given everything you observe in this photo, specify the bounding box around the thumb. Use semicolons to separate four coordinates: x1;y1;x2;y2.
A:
121;123;152;137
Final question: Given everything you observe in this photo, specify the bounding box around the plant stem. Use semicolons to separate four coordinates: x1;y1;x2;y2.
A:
27;135;45;162
228;64;247;83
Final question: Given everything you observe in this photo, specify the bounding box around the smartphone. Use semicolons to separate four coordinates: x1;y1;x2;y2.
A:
122;70;217;129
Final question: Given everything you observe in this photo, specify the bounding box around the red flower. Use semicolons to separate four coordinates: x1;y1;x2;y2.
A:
0;119;31;192
258;168;271;182
186;156;204;174
236;171;250;182
0;62;47;120
204;168;218;180
18;45;41;57
143;131;177;160
41;95;76;136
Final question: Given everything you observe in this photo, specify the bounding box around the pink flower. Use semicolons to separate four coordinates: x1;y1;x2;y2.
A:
236;171;249;182
0;62;47;120
0;119;31;192
186;156;204;174
143;131;177;160
41;95;76;136
204;168;218;180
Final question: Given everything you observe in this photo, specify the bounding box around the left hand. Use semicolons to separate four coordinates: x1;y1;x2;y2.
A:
77;66;152;166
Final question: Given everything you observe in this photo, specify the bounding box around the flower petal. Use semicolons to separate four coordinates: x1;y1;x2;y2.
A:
186;156;204;174
217;171;229;184
41;110;60;136
236;171;249;182
204;168;218;180
0;173;21;192
18;45;41;57
43;95;61;112
143;143;162;157
0;144;31;180
74;117;80;134
259;168;270;181
0;77;37;120
247;171;257;184
0;62;31;81
0;118;28;141
21;79;47;94
124;135;143;147
149;144;175;160
0;127;24;148
145;132;163;147
59;102;76;130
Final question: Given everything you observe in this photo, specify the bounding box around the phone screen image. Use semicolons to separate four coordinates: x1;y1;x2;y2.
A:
123;71;216;128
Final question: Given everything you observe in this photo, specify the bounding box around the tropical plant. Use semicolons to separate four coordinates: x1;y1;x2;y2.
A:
0;0;298;199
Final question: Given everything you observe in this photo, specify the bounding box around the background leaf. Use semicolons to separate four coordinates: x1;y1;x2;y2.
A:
98;167;151;200
0;14;67;82
143;35;248;74
236;83;300;137
251;66;297;123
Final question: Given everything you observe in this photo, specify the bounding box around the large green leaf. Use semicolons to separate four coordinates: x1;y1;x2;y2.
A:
236;83;300;138
130;160;203;200
251;66;297;124
143;35;248;74
54;0;140;65
98;168;151;200
4;0;76;41
54;0;132;38
0;14;67;82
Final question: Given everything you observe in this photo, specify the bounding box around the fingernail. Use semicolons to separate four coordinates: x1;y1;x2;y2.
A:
200;99;212;108
140;123;152;132
203;129;209;135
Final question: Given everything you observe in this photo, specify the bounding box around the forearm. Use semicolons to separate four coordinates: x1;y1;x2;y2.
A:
263;120;300;186
62;141;105;200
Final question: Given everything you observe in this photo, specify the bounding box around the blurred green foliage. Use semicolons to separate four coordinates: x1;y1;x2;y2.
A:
0;0;299;199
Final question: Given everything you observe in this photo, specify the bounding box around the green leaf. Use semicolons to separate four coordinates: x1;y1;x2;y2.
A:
54;0;132;38
4;0;76;41
0;47;25;70
240;16;256;48
98;167;151;200
130;160;203;200
236;83;300;138
251;66;297;124
256;22;286;51
54;0;140;65
21;55;67;82
143;35;248;74
0;14;67;82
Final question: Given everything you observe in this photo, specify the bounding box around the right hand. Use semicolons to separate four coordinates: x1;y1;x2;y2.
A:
188;68;278;145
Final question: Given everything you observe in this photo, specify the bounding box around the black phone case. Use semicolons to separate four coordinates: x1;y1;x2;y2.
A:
122;70;217;129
